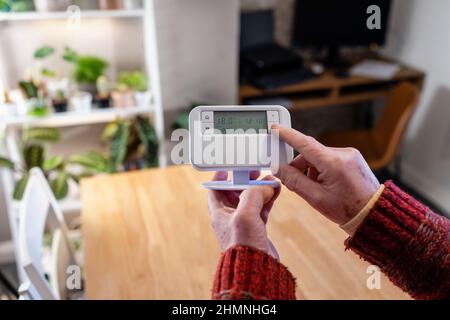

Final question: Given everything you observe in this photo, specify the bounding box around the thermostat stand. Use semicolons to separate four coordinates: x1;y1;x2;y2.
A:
202;170;280;191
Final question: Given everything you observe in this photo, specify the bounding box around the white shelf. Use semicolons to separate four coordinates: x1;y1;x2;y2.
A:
3;105;154;128
0;9;145;22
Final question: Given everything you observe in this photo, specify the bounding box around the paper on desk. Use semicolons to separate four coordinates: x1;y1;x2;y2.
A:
350;59;401;80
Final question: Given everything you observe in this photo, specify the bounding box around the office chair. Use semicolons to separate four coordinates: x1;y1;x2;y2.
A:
320;82;419;172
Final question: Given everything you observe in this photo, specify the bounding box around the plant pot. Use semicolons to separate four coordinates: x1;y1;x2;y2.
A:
33;0;71;12
95;95;111;109
70;91;92;113
111;90;134;108
122;0;142;10
98;0;123;10
134;91;152;109
52;100;68;113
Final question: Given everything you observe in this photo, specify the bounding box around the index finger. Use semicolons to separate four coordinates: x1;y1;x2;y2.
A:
272;124;327;168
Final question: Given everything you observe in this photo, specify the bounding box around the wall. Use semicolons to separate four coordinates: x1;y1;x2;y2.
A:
383;0;450;215
153;0;240;111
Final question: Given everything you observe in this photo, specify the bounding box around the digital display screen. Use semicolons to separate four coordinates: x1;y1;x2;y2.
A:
214;111;268;134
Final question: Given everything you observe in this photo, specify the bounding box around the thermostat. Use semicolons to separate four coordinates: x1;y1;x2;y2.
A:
189;106;294;190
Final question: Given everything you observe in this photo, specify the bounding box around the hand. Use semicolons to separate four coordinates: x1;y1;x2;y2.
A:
272;124;380;225
207;171;281;259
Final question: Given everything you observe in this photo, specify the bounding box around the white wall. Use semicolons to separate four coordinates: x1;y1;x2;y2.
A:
383;0;450;215
153;0;240;110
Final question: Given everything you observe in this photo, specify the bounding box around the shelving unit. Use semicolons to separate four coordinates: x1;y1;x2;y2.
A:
0;1;165;278
3;105;155;128
0;9;145;22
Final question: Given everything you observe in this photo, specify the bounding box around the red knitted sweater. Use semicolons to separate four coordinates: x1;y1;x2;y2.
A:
212;181;450;300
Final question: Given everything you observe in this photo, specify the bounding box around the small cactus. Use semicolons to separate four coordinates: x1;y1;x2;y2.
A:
96;75;110;98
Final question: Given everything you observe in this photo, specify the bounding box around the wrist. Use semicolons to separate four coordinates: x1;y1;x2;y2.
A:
340;184;385;235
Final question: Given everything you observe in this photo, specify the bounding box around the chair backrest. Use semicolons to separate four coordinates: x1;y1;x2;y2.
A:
18;168;76;300
371;82;419;167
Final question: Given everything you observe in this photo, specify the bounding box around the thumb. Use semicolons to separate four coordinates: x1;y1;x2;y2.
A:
236;186;275;218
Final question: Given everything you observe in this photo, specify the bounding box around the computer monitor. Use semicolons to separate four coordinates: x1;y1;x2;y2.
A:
292;0;392;66
240;10;275;51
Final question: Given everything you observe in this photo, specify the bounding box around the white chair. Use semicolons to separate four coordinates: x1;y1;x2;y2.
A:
18;168;80;300
17;282;38;300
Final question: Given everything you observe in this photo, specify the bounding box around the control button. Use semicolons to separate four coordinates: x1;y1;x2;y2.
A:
267;111;280;122
268;121;280;133
201;111;214;122
201;122;214;134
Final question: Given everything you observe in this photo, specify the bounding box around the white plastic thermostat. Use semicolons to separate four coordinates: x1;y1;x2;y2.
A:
189;105;294;190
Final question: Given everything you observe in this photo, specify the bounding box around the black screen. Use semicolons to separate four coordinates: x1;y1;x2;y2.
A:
240;10;275;50
292;0;391;47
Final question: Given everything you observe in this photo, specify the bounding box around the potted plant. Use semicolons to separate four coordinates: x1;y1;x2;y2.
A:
70;116;159;174
0;127;83;200
52;90;68;113
18;80;49;117
70;91;92;113
63;47;109;96
95;75;111;109
111;82;134;109
117;71;152;108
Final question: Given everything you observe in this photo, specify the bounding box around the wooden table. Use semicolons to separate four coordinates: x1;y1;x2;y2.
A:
81;165;410;300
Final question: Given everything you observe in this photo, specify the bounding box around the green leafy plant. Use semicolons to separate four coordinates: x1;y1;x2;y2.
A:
0;0;33;12
0;128;81;200
17;45;56;103
63;47;109;85
71;116;159;174
117;71;148;92
33;45;57;78
0;0;9;11
34;46;55;59
19;81;38;99
28;98;49;118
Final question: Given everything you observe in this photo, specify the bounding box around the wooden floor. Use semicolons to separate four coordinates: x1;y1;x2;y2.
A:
81;165;410;300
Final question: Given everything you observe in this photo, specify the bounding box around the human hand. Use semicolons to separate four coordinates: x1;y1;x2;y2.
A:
207;171;281;259
272;125;380;225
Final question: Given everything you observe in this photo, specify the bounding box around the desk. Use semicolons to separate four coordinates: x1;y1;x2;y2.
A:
239;64;425;110
81;165;410;300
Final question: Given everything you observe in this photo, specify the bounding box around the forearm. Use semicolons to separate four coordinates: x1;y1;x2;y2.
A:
212;246;296;300
346;181;450;300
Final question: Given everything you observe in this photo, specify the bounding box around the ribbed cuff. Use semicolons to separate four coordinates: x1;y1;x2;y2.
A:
346;181;450;300
212;246;296;300
340;184;385;235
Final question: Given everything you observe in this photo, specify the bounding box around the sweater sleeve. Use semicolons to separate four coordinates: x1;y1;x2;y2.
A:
346;181;450;300
212;246;296;300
